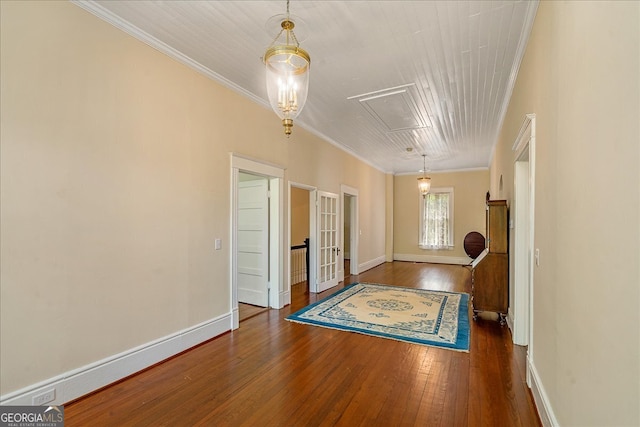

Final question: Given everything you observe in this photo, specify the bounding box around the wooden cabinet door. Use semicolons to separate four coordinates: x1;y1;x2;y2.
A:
487;200;508;254
472;253;508;313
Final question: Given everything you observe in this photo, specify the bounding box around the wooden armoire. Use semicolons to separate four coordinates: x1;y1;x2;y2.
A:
471;200;508;324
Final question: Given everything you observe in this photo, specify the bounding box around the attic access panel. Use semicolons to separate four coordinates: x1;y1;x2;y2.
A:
350;84;429;133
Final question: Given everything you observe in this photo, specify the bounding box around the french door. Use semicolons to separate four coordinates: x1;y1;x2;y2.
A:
316;191;339;292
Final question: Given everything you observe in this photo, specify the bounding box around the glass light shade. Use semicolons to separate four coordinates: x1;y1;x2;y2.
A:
264;21;310;136
418;176;431;196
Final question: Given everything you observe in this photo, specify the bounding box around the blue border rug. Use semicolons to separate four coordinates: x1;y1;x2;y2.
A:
286;282;470;352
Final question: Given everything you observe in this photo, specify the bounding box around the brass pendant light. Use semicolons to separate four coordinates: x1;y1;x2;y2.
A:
264;0;310;136
418;154;431;197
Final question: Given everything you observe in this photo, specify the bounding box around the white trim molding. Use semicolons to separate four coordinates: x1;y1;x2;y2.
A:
230;153;285;179
511;113;536;386
0;313;232;406
394;253;471;265
506;307;515;332
281;289;291;308
71;1;265;108
357;255;386;275
71;0;388;175
511;113;536;347
230;153;286;321
529;360;559;427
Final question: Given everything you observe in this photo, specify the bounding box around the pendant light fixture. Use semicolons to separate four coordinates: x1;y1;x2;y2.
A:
417;154;431;197
264;0;311;137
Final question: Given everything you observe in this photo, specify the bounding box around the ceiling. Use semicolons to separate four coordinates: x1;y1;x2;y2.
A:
75;0;538;174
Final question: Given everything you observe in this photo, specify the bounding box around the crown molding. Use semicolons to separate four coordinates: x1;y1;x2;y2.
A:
71;1;268;109
71;1;389;175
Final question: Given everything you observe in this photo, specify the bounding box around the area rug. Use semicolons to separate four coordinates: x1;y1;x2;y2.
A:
286;283;469;352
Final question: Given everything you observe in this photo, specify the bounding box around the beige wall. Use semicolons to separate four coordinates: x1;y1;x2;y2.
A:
285;134;387;266
491;1;639;425
290;187;310;246
393;170;489;262
0;1;387;397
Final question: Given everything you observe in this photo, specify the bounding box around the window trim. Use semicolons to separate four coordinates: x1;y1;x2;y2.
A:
419;186;454;250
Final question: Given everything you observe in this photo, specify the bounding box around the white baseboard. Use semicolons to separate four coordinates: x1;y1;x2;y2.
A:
358;255;386;275
393;253;472;265
507;308;515;334
529;358;559;427
0;313;233;406
232;306;240;330
280;289;291;308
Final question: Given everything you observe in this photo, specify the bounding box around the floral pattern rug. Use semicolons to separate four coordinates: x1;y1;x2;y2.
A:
286;283;469;351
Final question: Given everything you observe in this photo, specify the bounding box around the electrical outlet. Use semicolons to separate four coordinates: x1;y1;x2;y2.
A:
32;388;56;405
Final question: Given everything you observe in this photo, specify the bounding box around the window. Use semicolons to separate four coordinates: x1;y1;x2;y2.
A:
420;187;454;250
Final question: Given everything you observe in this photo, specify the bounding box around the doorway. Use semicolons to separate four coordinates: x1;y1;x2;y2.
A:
341;185;359;280
289;185;312;299
288;183;319;301
511;113;536;386
231;154;284;329
343;194;352;279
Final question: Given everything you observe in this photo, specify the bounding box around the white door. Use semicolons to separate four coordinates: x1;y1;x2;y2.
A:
237;176;269;307
316;191;339;292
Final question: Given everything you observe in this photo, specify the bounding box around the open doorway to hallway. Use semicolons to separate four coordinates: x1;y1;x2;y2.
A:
290;186;311;299
341;185;359;280
343;194;353;280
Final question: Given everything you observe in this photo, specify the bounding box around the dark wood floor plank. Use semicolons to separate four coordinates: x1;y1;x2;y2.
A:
64;262;540;426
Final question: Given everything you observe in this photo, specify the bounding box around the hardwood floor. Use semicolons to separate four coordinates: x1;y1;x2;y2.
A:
64;262;540;426
238;303;268;322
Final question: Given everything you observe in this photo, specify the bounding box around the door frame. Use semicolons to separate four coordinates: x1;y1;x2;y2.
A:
230;154;284;330
340;184;359;279
511;113;536;386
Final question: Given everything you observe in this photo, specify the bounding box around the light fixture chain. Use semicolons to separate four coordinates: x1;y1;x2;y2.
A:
290;30;300;47
268;28;286;48
266;0;300;49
